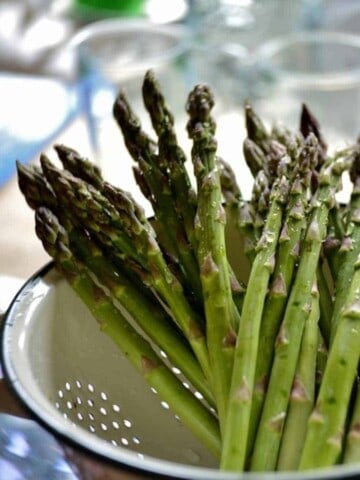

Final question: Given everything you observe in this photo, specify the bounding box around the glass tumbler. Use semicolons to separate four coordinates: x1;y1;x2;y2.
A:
70;19;190;210
251;31;360;150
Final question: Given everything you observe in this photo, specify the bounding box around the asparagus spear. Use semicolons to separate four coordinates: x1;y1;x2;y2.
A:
41;155;148;269
17;161;58;211
219;158;257;262
141;69;198;249
248;133;318;454
34;206;221;457
300;103;346;282
112;89;203;302
142;72;249;312
73;229;215;407
90;75;242;318
249;169;271;240
218;158;251;314
17;159;215;405
265;140;288;185
142;73;246;316
300;103;328;164
221;170;289;471
39;156;212;381
315;334;328;394
244;103;271;154
186;84;239;431
242;138;265;178
316;259;334;346
206;158;248;315
54;144;103;190
52;144;188;293
271;124;303;165
343;383;360;464
276;279;320;470
299;251;360;469
251;149;354;471
330;151;360;342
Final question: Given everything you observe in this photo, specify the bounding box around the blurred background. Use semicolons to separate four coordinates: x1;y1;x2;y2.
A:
1;0;360;185
0;1;360;477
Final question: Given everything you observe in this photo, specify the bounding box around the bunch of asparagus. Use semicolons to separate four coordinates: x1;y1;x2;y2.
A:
17;70;360;472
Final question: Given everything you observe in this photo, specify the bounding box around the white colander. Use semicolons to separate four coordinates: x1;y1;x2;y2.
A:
1;242;360;479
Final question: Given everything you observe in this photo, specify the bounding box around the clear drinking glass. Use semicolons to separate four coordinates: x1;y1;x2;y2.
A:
251;31;360;150
70;19;191;210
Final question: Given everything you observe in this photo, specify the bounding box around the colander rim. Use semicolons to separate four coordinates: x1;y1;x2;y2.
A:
1;262;360;480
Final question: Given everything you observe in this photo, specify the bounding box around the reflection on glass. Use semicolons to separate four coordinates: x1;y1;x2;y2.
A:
0;414;76;479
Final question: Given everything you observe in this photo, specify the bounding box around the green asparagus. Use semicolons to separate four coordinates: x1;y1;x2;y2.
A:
186;84;239;431
221;172;289;470
34;206;220;456
17;70;360;473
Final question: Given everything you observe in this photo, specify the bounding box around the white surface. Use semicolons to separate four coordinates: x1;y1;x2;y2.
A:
0;276;24;314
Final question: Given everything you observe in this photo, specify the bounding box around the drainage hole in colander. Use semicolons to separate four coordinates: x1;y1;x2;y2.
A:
54;381;140;451
155;349;209;410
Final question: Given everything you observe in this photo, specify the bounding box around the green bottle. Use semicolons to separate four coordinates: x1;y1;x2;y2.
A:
75;0;144;17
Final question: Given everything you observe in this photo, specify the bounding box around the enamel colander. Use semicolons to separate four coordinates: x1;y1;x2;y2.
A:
1;251;360;479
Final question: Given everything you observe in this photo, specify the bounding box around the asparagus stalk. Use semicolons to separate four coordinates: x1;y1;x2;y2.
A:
186;84;239;431
34;207;221;457
250;150;353;471
72;229;214;407
271;124;303;165
142;70;248;316
53;144;187;293
17;161;58;211
300;103;328;164
276;279;320;470
299;251;360;469
39;156;212;380
249;169;271;240
330;151;360;342
316;260;333;345
40;155;147;269
244;103;271;154
343;383;360;464
265;140;288;185
218;158;250;314
54;144;103;190
248;134;318;454
219;158;257;262
242;138;265;178
315;334;328;394
221;172;289;471
17;159;215;405
141;69;198;248
300;103;345;281
112;90;202;301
